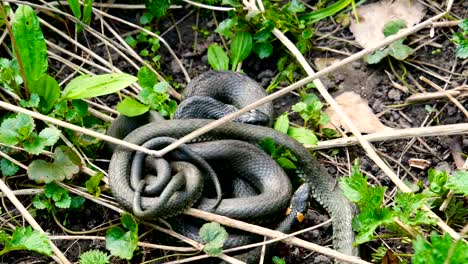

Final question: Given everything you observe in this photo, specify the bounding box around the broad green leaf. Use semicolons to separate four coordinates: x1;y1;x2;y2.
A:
79;249;110;264
140;13;153;25
276;157;297;169
66;0;81;20
121;213;138;233
383;19;407;37
28;146;81;183
62;73;137;99
38;127;61;146
274;113;289;134
207;44;229;71
199;222;228;256
366;50;388;64
20;93;40;108
137;66;157;89
272;256;286;264
8;227;53;256
428;169;449;195
105;227;137;260
153;82;169;93
286;0;305;14
387;40;413;60
259;138;276;155
413;232;468;264
145;0;170;18
253;42;273;59
70;196;85;209
116;98;149;117
287;127;318;145
11;5;48;86
353;207;393;245
0;158;19;176
446;171;468;195
230;31;253;70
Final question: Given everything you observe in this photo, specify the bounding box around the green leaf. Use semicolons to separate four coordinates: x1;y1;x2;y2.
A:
458;18;468;32
287;127;318;145
276;157;297;169
253;42;273;59
137;66;157;89
106;213;138;260
259;138;275;155
7;227;53;256
199;222;228;256
366;50;388;64
446;171;468;195
383;19;407;37
0;113;35;146
230;31;253;70
215;18;236;38
140;12;154;25
272;256;286;264
153;82;169;93
274;113;289;134
28;146;81;183
62;73;138;100
85;173;104;196
145;0;170;19
11;5;48;87
387;40;413;60
66;0;81;20
20;93;40;108
0;158;19;176
393;192;436;226
38;127;61;146
79;249;110;264
413;232;468;264
116;98;149;117
70;196;85;209
353;207;393;245
82;0;93;25
32;195;50;210
428;169;449;195
299;0;352;23
286;0;305;14
455;41;468;59
207;44;229;71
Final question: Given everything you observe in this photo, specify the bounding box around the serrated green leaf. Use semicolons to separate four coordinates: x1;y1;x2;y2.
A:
11;5;48;87
116;98;149;117
199;222;228;256
153;82;169;93
366;50;388;64
207;44;229;71
446;171;468;195
62;73;138;99
79;249;110;264
145;0;170;18
54;192;72;209
20;93;40;108
29;75;60;113
32;194;50;210
230;31;253;70
137;66;157;89
0;113;35;145
413;232;468;264
0;158;19;176
287;127;318;145
274;113;289;134
28;146;81;183
455;42;468;59
383;19;407;37
8;227;53;256
394;192;436;226
23;134;45;155
353;207;393;245
458;18;468;32
253;42;273;59
428;169;449;195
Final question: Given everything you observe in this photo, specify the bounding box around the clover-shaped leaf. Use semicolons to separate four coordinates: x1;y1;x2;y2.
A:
199;222;228;256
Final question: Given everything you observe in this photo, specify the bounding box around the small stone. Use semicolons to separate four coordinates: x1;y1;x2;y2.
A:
258;69;274;79
435;162;451;172
351;61;362;69
170;60;181;74
387;88;402;101
314;255;332;264
201;55;208;64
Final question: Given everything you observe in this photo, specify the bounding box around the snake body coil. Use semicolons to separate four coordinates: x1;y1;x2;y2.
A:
108;71;357;262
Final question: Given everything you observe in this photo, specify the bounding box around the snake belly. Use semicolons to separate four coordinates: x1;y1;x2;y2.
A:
107;71;357;261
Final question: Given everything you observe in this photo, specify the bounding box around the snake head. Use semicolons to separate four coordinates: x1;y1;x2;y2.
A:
287;183;311;222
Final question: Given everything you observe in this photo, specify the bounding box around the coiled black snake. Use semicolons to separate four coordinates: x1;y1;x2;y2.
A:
107;71;357;263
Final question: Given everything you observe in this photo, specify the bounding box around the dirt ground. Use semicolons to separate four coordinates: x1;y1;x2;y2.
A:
1;0;467;263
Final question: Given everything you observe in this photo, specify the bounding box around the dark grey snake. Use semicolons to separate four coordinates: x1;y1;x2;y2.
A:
107;71;357;262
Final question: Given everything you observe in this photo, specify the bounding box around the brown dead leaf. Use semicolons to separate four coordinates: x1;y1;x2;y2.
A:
381;249;399;264
350;0;426;49
322;92;393;133
408;158;431;170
